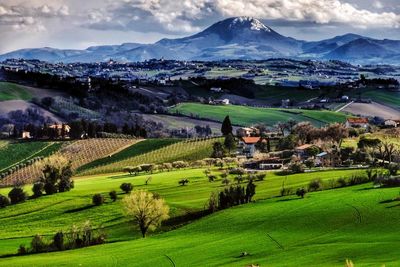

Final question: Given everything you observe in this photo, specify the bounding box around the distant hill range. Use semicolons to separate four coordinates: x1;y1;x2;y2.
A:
1;17;400;64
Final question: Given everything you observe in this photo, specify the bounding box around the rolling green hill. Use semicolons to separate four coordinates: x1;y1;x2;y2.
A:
0;174;398;266
0;82;32;101
0;168;366;256
170;103;348;127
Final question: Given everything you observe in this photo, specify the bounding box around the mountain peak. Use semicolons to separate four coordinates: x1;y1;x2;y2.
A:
225;17;271;32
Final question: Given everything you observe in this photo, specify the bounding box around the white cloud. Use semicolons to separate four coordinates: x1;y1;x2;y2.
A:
84;0;400;35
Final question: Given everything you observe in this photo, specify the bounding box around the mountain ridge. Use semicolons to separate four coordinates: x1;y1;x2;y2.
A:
1;17;399;64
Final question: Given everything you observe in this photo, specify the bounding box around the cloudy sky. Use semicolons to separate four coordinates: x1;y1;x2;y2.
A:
0;0;399;53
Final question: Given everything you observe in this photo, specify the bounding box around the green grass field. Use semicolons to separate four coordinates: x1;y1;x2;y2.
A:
170;103;348;127
0;141;60;173
77;139;181;174
0;82;32;101
0;170;398;266
0;168;367;256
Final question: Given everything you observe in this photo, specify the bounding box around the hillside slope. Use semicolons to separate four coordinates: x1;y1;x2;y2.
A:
0;183;398;266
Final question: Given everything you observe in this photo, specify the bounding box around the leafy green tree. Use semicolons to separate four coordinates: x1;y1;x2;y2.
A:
224;133;236;154
296;188;307;198
246;180;256;202
211;142;225;158
221;115;233;136
123;190;169;238
120;183;133;194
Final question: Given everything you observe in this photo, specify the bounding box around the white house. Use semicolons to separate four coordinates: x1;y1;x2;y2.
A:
238;137;261;158
210;87;222;93
384;119;400;128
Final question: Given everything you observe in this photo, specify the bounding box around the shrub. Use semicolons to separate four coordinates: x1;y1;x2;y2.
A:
253;173;264;181
289;162;305;173
229;168;246;175
221;177;231;186
53;231;64;251
337;177;347;187
296;188;307;198
120;183;133;194
92;194;105;206
348;175;368;186
32;182;44;198
172;161;188;169
178;179;189;186
31;234;47;253
109;190;117;202
280;187;292;196
208;175;216;182
0;194;10;208
8;187;27;204
17;245;27;255
387;163;400;176
207;192;218;213
308;179;323;191
234;175;244;184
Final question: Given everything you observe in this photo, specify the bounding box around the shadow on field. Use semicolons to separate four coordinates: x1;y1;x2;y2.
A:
275;198;300;202
64;205;94;213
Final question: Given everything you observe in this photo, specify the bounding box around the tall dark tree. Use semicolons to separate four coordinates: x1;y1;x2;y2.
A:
221;116;233;136
224;133;236;154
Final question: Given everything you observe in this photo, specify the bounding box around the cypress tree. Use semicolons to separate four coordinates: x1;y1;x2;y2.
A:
221;115;233;136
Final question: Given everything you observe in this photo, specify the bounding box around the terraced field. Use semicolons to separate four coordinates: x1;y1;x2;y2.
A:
0;141;58;173
170;103;348;127
0;139;138;186
81;137;222;175
77;139;180;174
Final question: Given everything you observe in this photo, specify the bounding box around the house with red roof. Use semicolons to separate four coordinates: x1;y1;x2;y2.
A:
345;118;369;129
238;137;262;158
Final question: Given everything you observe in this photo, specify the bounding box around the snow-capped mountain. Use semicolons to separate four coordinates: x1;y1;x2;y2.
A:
1;17;399;64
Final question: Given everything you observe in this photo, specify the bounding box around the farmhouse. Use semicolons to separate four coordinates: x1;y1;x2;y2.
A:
210;87;222;93
48;124;71;138
384;119;400;128
210;99;230;105
345;118;369;129
236;127;260;137
238;137;261;158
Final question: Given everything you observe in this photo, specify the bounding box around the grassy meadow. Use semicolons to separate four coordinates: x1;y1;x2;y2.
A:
0;168;368;257
170;103;348;127
0;82;32;101
0;174;398;266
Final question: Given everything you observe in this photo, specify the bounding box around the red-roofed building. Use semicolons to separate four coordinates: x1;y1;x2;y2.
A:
238;137;262;158
345;118;369;129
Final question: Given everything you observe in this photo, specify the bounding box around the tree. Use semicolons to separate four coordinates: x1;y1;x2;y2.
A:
120;183;133;194
39;155;73;195
32;182;44;198
245;180;256;202
211;142;225;158
221;115;233;136
109;190;117;202
304;159;315;169
296;188;307;198
0;194;10;208
8;187;27;204
122;190;169;238
224;133;236;154
92;194;105;206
